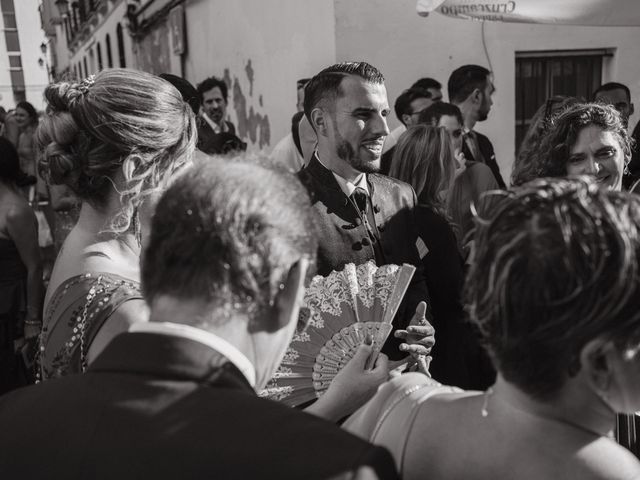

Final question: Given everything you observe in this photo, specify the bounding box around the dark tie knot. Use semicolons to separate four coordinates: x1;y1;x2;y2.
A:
351;187;369;213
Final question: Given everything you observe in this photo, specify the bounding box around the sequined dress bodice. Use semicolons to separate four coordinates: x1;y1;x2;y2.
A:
38;272;142;380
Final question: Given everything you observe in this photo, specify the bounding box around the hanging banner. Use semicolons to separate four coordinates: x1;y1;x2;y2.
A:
416;0;640;26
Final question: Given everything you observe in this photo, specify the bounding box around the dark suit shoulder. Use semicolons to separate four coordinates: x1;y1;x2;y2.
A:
0;373;398;480
369;173;415;199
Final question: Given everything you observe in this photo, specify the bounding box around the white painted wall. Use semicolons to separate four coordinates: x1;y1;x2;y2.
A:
334;0;640;184
184;0;336;151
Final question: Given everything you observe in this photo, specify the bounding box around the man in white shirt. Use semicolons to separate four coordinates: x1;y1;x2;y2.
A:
196;76;245;154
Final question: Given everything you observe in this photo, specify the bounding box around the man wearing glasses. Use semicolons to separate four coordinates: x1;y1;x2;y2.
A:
380;87;434;174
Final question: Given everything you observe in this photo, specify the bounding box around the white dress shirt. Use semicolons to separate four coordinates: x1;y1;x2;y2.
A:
316;152;369;197
129;321;256;388
202;112;223;134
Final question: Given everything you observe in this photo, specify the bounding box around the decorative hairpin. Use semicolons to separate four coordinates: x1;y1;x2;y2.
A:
78;74;96;95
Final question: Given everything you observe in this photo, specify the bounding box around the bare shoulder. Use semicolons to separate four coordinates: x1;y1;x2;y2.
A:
3;201;37;238
568;436;640;480
5;200;35;224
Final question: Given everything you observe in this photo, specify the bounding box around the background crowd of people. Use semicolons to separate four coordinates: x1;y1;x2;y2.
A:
0;59;640;479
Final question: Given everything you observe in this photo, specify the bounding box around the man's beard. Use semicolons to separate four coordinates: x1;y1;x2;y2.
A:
208;109;224;124
335;132;380;174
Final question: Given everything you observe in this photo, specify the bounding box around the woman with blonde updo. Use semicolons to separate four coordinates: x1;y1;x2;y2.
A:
36;69;196;380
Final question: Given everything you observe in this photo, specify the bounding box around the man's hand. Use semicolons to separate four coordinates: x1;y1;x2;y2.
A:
394;301;435;373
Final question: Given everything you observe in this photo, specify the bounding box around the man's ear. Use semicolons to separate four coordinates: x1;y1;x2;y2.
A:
580;337;614;394
471;88;482;105
401;113;411;126
271;257;309;332
310;108;328;137
630;103;635;118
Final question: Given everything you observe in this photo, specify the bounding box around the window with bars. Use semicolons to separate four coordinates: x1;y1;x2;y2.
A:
3;12;16;28
105;34;113;68
8;54;21;68
515;50;609;151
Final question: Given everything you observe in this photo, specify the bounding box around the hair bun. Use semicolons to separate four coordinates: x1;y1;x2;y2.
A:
43;81;86;112
40;141;81;186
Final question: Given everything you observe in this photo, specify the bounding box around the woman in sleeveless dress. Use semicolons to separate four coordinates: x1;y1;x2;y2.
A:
0;137;43;393
35;69;196;380
346;177;640;479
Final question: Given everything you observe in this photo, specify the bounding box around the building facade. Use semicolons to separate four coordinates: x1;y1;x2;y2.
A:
41;0;134;81
42;0;640;173
0;0;49;110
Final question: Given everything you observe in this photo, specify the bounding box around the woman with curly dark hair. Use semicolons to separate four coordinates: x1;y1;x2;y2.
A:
512;102;631;191
347;177;640;478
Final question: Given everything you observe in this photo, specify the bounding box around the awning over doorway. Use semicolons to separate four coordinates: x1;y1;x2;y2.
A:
416;0;640;26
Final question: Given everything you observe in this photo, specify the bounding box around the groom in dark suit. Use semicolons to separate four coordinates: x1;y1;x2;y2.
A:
0;159;398;480
298;62;435;361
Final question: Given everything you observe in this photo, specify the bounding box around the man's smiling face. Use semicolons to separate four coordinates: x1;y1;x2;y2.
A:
325;75;390;174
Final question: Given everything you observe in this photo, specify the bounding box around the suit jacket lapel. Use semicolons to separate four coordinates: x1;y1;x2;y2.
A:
303;155;359;222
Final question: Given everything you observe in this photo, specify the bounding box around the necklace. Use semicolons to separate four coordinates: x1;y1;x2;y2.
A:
481;387;494;417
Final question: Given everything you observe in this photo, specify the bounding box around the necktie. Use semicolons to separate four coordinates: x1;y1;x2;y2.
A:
464;130;486;164
351;187;368;214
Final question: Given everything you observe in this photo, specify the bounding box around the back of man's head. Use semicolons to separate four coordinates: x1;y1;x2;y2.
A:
160;73;201;115
394;88;432;126
593;82;631;103
448;65;490;105
418;102;463;126
303;62;385;124
411;78;442;92
142;156;318;323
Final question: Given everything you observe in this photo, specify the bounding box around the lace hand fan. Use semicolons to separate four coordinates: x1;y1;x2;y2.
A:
261;261;416;407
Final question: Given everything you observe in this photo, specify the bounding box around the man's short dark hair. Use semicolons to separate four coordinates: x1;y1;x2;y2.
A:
593;82;631;103
411;77;442;91
447;65;490;104
142;156;318;322
303;62;385;125
160;73;201;115
297;78;311;90
418;102;463;127
196;76;229;103
394;88;432;126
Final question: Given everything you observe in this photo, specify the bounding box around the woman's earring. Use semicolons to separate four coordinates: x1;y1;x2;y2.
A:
624;162;631;175
133;208;142;248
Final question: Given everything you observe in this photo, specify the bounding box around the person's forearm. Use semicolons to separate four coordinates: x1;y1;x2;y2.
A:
304;395;345;423
25;266;44;322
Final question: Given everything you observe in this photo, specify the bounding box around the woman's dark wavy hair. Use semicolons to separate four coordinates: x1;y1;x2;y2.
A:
467;177;640;400
512;102;632;187
15;101;39;127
